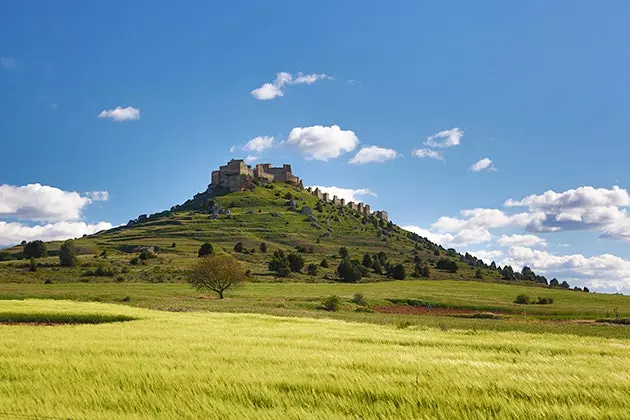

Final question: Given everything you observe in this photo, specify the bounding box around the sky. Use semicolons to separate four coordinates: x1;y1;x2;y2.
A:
1;1;630;292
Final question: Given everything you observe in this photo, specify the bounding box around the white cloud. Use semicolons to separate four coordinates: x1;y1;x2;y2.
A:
498;234;546;248
285;125;359;161
251;72;332;100
349;146;399;164
98;106;140;121
470;158;497;172
0;56;18;70
307;185;376;203
402;225;492;247
411;148;444;161
425;128;464;148
0;184;110;222
503;246;630;293
229;145;236;153
243;136;274;153
467;249;504;262
505;186;630;238
0;221;113;247
244;155;259;164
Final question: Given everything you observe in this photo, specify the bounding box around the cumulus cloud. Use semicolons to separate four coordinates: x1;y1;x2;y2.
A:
285;125;359;161
411;148;444;161
0;184;110;222
503;246;630;293
470;158;497;172
0;221;113;247
402;225;492;247
243;136;274;153
98;106;140;121
425;128;464;148
251;72;332;100
505;185;630;237
307;185;376;203
498;234;546;247
349;146;399;164
466;249;504;262
244;155;259;164
0;56;18;70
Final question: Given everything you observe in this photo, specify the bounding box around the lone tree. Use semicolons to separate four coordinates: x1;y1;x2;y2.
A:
336;258;362;283
24;240;47;259
198;242;214;257
287;253;305;273
59;240;78;267
188;254;245;299
268;250;291;277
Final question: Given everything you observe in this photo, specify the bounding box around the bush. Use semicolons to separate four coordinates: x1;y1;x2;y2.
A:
535;297;554;305
307;263;318;276
233;242;244;253
336;258;362;283
139;248;157;260
287;253;305;273
322;295;340;311
198;242;214;257
320;258;329;268
130;257;139;265
296;244;314;253
28;258;37;272
388;263;406;280
362;253;373;268
188;254;245;299
352;292;367;306
83;263;115;277
59;240;78;267
514;294;531;305
339;247;349;258
259;242;267;253
23;240;47;259
475;268;483;279
436;258;458;273
372;260;383;274
268;250;291;277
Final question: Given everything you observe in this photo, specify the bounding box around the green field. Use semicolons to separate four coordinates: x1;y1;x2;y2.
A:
1;299;629;419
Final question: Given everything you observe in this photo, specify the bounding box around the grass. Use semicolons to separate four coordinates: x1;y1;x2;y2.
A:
1;299;629;419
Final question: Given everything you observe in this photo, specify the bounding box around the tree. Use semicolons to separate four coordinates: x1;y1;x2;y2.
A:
362;253;373;268
24;240;47;259
550;278;559;287
372;260;383;275
287;253;305;273
388;263;406;280
198;242;214;257
377;251;388;265
339;247;349;259
420;264;431;278
583;287;590;293
560;280;570;289
259;242;267;253
320;258;329;268
501;265;516;280
59;240;78;267
437;258;458;273
188;254;245;299
337;258;362;283
475;268;483;279
268;250;291;277
171;242;177;248
521;266;535;281
307;263;318;276
233;242;244;253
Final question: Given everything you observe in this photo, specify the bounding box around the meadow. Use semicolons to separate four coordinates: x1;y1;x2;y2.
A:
1;299;629;419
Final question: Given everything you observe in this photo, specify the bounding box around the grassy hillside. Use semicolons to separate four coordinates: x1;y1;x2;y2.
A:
0;182;519;285
1;300;629;419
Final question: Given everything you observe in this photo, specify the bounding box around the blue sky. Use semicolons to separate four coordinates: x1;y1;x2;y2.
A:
2;1;630;292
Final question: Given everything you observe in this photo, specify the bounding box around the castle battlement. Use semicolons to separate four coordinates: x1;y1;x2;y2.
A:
211;159;301;192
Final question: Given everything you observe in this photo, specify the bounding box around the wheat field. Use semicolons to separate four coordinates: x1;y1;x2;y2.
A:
1;300;629;419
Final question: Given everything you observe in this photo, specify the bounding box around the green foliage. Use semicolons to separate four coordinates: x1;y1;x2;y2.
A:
307;263;318;276
475;268;483;279
287;253;305;273
83;264;115;277
268;250;291;277
336;258;362;283
321;295;340;311
233;242;244;253
23;240;47;259
198;242;214;257
259;242;267;253
320;258;329;268
188;254;245;299
514;294;531;305
352;292;367;306
437;259;458;273
362;253;373;267
388;263;406;280
339;247;349;259
28;258;37;272
59;240;78;267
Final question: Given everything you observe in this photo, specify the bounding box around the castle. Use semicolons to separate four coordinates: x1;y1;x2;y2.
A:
210;159;388;221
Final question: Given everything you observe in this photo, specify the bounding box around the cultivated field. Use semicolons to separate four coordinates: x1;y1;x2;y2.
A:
1;299;630;419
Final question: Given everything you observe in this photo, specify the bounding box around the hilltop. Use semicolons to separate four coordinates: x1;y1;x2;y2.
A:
1;160;565;289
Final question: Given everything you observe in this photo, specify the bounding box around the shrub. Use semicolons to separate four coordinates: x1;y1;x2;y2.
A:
322;295;340;311
287;253;305;273
475;268;483;279
388;263;406;280
23;240;47;259
268;250;291;277
198;242;214;257
339;247;349;258
171;242;177;248
535;297;555;305
130;257;139;265
336;258;362;283
59;240;78;267
233;242;244;253
188;254;245;299
362;253;373;268
352;292;367;306
320;258;329;268
296;244;314;253
372;260;383;274
514;294;531;305
259;242;267;253
436;258;458;273
307;263;318;276
139;248;157;260
28;258;37;272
